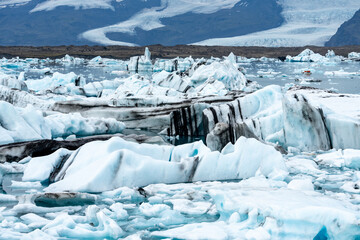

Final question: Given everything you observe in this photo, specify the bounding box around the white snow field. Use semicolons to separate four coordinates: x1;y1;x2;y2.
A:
30;0;116;12
0;0;31;8
2;0;360;46
195;0;360;47
60;0;360;46
1;49;360;239
80;0;243;46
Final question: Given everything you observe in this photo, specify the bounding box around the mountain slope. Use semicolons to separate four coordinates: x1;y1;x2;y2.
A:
326;9;360;46
104;0;283;46
0;0;159;46
195;0;360;47
0;0;359;47
0;0;283;46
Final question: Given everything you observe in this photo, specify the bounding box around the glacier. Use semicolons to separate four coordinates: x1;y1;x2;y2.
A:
0;48;360;239
195;0;360;47
1;0;360;46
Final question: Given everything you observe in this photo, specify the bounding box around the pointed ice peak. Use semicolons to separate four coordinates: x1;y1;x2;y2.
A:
298;49;315;57
325;50;336;58
144;47;151;61
18;72;25;81
227;52;236;64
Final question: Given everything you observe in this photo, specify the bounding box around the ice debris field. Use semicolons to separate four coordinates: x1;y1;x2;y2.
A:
0;48;360;239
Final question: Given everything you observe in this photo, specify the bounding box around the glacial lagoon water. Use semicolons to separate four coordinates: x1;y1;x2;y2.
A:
1;150;358;239
3;59;359;94
1;55;360;239
243;61;360;94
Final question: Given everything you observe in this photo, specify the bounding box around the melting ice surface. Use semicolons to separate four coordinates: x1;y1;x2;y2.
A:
0;49;360;239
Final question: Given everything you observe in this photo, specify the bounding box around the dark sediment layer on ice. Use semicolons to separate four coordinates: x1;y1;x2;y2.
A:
0;134;167;163
52;93;245;131
170;85;360;152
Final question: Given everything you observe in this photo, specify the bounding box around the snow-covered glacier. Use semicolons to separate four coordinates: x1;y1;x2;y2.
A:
1;48;360;239
195;0;360;47
2;0;359;46
82;0;360;47
80;0;245;46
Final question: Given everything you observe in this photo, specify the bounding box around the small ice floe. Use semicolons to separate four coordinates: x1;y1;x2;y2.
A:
295;78;322;84
324;70;360;77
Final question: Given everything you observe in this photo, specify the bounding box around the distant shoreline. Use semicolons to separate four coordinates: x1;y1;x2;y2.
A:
1;45;360;60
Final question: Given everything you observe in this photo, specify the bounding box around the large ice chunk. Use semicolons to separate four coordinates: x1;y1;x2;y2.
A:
285;49;343;63
128;48;153;72
0;101;125;145
190;60;247;90
23;148;72;182
0;72;27;90
25;72;85;93
44;136;287;192
153;185;360;239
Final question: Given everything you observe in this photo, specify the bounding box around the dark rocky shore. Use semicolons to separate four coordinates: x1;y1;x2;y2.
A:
1;45;360;60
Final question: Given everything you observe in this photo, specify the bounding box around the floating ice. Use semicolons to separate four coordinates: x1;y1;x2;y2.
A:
348;52;360;60
190;59;246;90
23;148;72;182
0;72;27;90
1;52;360;239
42;136;287;192
128;48;153;72
0;101;125;145
202;85;360;152
324;70;360;77
316;149;360;170
25;72;85;94
285;49;343;62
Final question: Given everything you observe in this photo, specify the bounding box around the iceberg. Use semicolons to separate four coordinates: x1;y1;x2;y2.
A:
348;52;360;60
285;49;343;62
152;71;192;93
25;72;85;94
0;72;27;90
128;47;153;73
153;184;360;239
81;78;123;97
184;85;360;152
0;101;125;145
316;149;360;170
38;136;287;192
324;70;360;77
190;59;247;90
153;59;176;72
1;51;360;240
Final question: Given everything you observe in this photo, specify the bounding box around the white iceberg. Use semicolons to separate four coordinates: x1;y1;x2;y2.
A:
25;72;86;94
42;136;287;192
153;183;360;239
190;59;247;90
128;47;153;72
0;101;125;145
0;72;27;90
